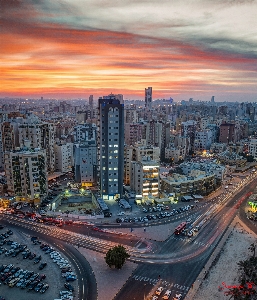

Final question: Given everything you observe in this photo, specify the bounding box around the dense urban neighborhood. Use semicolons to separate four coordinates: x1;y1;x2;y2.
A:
0;94;257;300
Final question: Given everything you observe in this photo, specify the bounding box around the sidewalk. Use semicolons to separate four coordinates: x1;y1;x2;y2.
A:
76;246;138;300
185;216;257;300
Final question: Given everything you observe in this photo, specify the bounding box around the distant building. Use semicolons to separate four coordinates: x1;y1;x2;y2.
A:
89;95;93;108
145;87;152;109
219;122;235;144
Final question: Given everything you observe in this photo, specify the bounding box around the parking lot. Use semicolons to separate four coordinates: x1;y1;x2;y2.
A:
0;225;77;300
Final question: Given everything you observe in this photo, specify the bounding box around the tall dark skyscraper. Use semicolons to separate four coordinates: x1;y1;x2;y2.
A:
89;95;93;108
98;95;124;200
145;87;152;109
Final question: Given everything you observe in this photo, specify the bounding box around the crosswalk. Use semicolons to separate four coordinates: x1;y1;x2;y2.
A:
131;274;189;298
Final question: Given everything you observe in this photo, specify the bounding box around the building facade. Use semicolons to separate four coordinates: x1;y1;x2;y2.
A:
98;96;124;200
4;148;48;202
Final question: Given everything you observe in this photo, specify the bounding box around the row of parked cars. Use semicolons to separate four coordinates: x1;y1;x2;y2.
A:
116;205;195;223
0;263;49;293
40;244;75;281
39;242;76;299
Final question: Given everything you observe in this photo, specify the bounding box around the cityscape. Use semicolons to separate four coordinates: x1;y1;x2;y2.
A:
1;1;257;300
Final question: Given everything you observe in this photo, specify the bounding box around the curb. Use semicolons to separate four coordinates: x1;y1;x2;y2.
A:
184;218;237;300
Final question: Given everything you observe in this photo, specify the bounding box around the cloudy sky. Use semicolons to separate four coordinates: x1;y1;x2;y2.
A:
1;0;257;101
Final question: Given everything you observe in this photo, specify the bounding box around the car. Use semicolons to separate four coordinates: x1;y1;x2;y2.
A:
155;287;164;295
38;274;46;281
162;290;172;299
34;255;42;264
28;280;40;291
64;282;74;291
20;279;31;289
66;275;77;281
40;283;49;293
152;296;159;300
173;293;182;300
39;262;47;270
194;200;199;203
29;253;36;260
8;278;19;287
34;282;44;292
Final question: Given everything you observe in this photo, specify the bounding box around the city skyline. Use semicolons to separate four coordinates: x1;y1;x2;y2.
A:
1;0;257;101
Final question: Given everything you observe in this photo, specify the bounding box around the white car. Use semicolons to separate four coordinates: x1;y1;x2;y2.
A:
173;293;182;300
152;296;159;300
155;287;164;295
194;200;199;203
162;290;172;299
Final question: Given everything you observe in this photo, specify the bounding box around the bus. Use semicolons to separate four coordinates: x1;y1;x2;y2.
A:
174;222;187;235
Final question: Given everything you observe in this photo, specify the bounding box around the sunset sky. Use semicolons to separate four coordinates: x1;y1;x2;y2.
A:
1;0;257;101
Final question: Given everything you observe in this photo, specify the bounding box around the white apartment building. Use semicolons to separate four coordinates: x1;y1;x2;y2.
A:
125;109;138;123
210;143;227;154
4;148;48;202
74;123;97;143
165;147;185;163
200;117;213;130
54;143;74;173
0;129;3;171
124;145;160;185
194;130;213;151
130;158;159;197
249;139;257;159
179;161;226;181
74;141;97;186
18;122;56;173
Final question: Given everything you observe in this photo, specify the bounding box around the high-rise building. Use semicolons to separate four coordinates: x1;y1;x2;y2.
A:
89;95;93;108
145;87;152;109
98;95;124;200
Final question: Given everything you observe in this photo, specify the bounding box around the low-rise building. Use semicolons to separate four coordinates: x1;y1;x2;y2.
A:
160;170;215;196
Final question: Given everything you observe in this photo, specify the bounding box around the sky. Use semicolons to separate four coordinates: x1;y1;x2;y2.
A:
1;0;257;101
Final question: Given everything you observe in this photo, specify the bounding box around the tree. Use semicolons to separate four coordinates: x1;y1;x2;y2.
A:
105;245;130;269
248;243;256;258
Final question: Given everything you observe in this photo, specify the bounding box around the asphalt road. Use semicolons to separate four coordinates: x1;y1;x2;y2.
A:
114;177;257;300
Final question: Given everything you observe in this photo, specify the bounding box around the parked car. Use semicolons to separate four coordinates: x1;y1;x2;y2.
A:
66;275;77;281
34;282;44;292
64;282;74;291
39;263;47;270
39;283;49;293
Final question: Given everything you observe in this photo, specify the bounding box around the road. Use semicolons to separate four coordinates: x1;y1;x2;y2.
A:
1;175;257;300
113;177;257;300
